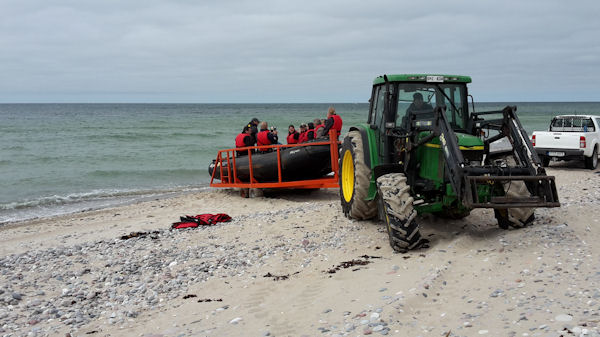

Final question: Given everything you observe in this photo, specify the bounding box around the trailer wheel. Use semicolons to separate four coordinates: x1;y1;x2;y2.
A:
377;173;428;252
339;131;377;219
494;181;535;229
585;146;598;170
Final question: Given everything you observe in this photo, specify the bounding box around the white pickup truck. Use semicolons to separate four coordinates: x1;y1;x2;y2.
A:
532;115;600;169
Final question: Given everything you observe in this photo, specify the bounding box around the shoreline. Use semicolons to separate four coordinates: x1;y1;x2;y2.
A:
0;184;211;227
1;166;599;336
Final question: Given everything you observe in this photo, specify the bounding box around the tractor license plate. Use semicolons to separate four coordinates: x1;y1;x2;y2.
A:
548;151;565;157
426;75;444;83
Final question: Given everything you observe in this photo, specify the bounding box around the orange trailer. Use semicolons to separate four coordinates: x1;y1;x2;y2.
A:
209;130;340;189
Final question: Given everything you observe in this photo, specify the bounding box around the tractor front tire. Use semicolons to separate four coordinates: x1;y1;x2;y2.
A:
495;181;535;229
376;173;428;253
339;131;377;220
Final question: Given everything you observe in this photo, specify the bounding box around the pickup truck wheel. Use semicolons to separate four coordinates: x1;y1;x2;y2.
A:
377;173;429;252
540;155;550;167
585;146;598;170
494;181;535;229
339;131;377;219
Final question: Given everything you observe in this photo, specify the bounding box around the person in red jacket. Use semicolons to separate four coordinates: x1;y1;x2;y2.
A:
287;125;300;144
245;117;260;145
297;123;308;143
314;118;325;138
256;121;279;152
235;125;254;156
306;122;316;141
320;106;343;139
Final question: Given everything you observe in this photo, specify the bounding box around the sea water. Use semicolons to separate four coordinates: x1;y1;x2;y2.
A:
1;102;598;223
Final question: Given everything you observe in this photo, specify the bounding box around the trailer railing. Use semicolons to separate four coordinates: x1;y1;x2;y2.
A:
209;129;340;189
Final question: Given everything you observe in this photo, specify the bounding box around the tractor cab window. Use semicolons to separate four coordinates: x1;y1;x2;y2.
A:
395;83;467;130
368;86;380;124
440;85;466;129
369;85;387;129
374;86;386;129
396;86;435;129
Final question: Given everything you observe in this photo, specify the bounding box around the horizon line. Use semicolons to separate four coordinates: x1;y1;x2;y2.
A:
1;100;600;104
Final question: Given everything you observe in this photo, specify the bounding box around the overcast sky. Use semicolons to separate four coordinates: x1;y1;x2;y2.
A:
1;0;599;103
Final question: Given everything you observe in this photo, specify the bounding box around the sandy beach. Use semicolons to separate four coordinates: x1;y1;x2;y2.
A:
1;164;599;337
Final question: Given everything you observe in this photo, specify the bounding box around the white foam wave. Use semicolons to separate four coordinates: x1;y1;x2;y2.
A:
0;185;209;224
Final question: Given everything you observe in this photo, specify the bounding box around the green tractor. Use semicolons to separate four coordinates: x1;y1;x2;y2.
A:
339;74;560;252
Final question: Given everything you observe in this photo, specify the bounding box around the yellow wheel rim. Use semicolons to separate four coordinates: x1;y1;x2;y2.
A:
341;149;354;203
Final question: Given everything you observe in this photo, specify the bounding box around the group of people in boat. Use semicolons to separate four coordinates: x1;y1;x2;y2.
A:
235;107;342;156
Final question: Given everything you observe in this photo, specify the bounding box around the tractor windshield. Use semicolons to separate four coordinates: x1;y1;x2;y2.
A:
396;83;468;130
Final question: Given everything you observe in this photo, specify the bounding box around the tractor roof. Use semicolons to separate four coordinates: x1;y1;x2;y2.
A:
373;74;472;85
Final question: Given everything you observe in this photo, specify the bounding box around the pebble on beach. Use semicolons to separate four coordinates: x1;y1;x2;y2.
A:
1;169;599;336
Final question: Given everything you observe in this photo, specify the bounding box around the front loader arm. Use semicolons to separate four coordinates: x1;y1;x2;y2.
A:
501;107;543;175
407;106;467;200
408;105;559;209
465;106;560;208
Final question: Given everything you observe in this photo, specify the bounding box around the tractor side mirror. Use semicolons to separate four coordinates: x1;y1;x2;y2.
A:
468;94;475;114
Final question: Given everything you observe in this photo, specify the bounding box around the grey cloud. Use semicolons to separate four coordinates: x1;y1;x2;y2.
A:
0;0;599;102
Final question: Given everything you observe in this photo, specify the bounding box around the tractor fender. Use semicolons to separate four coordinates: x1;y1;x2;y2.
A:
348;125;376;169
347;125;381;201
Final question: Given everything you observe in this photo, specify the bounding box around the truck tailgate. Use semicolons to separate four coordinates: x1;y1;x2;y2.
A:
535;132;582;149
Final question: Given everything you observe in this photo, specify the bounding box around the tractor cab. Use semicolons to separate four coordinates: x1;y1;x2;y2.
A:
369;74;477;168
369;74;472;136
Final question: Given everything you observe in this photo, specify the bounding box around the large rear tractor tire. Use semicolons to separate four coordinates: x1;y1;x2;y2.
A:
494;180;536;229
376;173;428;253
584;146;598;170
339;131;377;219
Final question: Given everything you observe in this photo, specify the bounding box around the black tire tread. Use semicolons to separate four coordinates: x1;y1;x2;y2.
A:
377;173;428;252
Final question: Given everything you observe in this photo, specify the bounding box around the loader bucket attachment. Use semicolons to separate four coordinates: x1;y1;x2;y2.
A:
464;175;560;208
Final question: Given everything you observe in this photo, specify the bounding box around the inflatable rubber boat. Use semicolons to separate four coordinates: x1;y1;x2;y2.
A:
208;141;333;183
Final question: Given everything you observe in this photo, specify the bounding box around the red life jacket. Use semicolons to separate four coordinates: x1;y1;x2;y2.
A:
256;130;271;146
235;133;252;156
315;124;324;137
235;133;249;148
298;131;308;143
172;213;232;229
332;114;343;136
287;132;299;144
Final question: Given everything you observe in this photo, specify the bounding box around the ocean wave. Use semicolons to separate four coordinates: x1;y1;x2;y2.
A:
0;189;141;210
89;168;203;178
0;186;208;212
80;125;171;131
5;145;25;151
83;132;215;142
